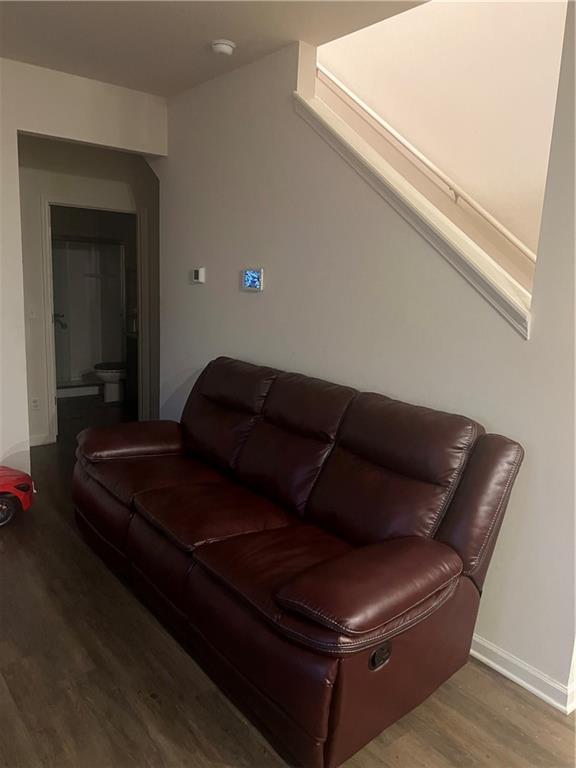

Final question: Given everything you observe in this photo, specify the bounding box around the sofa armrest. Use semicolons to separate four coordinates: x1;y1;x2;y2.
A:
77;420;184;462
276;537;462;636
436;434;524;591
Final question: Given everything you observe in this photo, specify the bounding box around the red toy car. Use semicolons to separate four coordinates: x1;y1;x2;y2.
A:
0;466;34;526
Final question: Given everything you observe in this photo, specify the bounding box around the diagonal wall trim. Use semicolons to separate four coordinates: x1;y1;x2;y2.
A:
316;64;538;267
471;634;575;715
293;92;532;339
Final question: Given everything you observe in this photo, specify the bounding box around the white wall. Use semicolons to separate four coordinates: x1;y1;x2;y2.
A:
152;28;574;706
0;59;166;469
318;1;567;255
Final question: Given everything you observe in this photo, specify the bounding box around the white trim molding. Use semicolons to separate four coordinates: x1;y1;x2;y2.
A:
40;194;59;444
471;634;575;715
316;65;537;268
56;385;100;399
293;92;532;339
568;680;576;715
29;433;52;448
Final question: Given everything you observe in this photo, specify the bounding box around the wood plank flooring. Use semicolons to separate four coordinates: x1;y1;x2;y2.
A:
0;413;574;767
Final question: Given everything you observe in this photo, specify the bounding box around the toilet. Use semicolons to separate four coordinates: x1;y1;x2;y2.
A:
94;362;126;403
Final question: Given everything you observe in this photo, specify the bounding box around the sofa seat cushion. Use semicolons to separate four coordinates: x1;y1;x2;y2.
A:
194;525;352;622
80;454;226;505
133;483;295;552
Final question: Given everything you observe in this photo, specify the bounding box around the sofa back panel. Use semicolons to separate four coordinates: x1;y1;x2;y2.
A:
308;392;483;543
181;357;279;471
236;372;356;514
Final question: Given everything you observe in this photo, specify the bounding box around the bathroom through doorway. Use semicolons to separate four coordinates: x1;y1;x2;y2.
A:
48;206;139;445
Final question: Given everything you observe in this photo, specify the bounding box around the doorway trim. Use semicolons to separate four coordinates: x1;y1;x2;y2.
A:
39;195;153;445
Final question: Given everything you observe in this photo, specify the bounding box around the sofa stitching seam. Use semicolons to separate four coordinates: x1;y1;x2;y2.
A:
465;445;523;574
429;422;478;537
279;569;462;636
305;391;359;513
84;450;183;463
277;580;459;654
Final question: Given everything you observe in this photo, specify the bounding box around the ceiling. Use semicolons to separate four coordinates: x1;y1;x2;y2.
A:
0;1;422;97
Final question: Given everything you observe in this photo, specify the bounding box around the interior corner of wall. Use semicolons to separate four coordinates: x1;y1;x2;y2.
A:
296;41;317;99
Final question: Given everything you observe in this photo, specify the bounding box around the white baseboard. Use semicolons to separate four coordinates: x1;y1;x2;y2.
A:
30;433;53;447
568;680;575;714
471;634;574;715
57;385;100;398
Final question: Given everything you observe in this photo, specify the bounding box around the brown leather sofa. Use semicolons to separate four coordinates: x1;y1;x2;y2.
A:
73;356;524;768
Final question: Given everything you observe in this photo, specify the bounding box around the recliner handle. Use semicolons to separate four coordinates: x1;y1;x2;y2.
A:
369;642;391;670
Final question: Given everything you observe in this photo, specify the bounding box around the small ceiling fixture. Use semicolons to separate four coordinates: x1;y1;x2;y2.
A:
211;39;236;56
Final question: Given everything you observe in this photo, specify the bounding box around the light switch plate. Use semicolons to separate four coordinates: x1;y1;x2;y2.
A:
190;267;206;284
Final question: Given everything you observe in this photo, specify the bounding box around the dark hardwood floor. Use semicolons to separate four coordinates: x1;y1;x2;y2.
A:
0;402;574;767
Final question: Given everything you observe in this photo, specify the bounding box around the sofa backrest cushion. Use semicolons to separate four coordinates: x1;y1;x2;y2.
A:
180;357;279;471
236;372;356;514
307;392;484;544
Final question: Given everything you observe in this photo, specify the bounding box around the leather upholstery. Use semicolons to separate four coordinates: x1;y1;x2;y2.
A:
237;372;355;513
127;513;194;610
77;419;184;462
78;454;225;505
436;434;524;590
324;577;480;768
180;357;279;471
308;393;483;543
73;461;134;550
72;356;523;768
194;525;352;621
275;580;460;656
186;566;339;744
194;530;463;656
276;538;462;635
133;483;294;551
185;614;329;768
